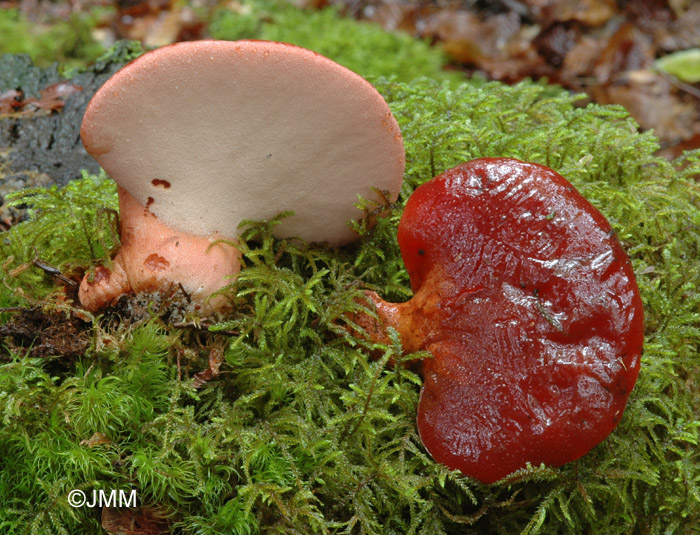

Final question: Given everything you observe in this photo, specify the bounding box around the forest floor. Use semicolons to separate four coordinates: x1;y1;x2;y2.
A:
2;0;699;160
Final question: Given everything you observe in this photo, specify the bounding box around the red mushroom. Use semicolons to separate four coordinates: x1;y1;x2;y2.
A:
359;158;644;483
78;40;405;313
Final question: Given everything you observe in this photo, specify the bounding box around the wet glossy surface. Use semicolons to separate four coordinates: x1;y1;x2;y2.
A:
372;158;644;483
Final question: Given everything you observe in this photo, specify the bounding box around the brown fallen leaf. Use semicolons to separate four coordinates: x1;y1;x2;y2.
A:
414;8;542;81
653;3;700;51
540;0;618;27
102;506;169;535
562;33;605;79
593;22;655;83
114;0;203;47
362;0;424;33
22;82;83;112
415;9;483;64
328;0;696;161
0;89;23;114
192;344;224;389
80;432;112;448
656;133;700;177
536;22;583;68
591;70;698;146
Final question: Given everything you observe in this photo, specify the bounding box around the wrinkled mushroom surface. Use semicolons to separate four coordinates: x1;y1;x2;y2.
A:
362;158;644;483
79;39;405;313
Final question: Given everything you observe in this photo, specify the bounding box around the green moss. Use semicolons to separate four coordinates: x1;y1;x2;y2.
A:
0;171;118;308
209;1;453;82
1;67;699;535
0;8;109;71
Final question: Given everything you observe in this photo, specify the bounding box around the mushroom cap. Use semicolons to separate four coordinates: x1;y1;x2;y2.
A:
81;40;405;246
395;158;644;483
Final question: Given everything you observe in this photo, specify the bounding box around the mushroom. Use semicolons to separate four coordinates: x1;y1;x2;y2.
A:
78;40;405;313
357;158;644;483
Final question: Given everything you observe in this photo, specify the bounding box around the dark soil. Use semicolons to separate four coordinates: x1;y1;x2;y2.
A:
0;305;91;360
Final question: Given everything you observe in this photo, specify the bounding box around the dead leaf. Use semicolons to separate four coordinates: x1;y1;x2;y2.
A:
593;22;655;83
192;345;223;388
80;432;112;448
540;0;618;27
591;71;698;146
0;89;23;114
562;33;605;79
102;506;169;535
536;22;583;68
656;132;700;171
416;10;483;64
414;8;543;81
654;4;700;51
22;82;83;112
114;0;203;46
363;0;423;33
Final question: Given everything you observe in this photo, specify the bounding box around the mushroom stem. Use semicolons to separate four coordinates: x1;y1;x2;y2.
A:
356;268;449;353
351;290;404;347
79;186;241;313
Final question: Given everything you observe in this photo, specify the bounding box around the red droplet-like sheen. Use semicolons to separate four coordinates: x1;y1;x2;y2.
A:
389;158;644;483
143;253;170;272
151;179;171;189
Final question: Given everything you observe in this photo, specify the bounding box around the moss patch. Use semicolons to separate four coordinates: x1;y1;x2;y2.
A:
0;8;108;71
208;0;453;82
1;69;699;535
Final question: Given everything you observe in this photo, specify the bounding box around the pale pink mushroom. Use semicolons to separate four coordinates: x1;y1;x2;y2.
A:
78;40;405;314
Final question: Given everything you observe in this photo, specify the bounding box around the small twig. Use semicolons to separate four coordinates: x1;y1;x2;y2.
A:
32;258;77;287
656;68;700;100
338;352;392;443
170;318;240;336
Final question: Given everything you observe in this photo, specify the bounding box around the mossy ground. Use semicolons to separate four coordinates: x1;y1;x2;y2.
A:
0;7;108;72
1;18;700;535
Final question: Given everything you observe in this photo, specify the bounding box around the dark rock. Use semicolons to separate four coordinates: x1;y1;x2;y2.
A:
0;41;142;191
